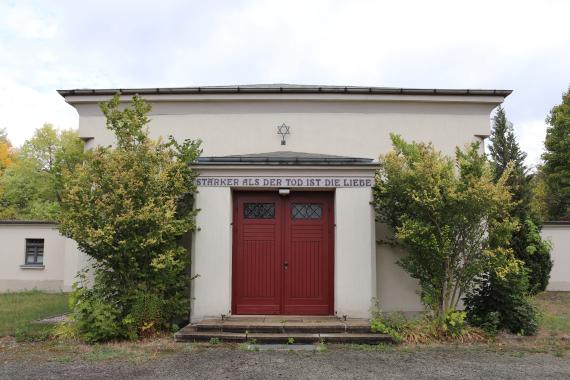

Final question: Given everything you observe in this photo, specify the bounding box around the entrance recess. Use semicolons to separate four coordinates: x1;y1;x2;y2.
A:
232;191;334;315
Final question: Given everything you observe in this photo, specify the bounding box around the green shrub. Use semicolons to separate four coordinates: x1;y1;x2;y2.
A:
370;301;486;343
60;94;199;343
465;265;539;336
478;311;501;336
516;219;552;295
440;310;467;338
370;318;404;343
70;281;124;343
370;303;405;343
126;291;165;338
373;135;516;316
51;321;80;341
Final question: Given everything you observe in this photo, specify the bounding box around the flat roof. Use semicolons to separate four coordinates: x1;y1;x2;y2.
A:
543;221;570;226
0;220;56;225
196;151;377;166
58;84;512;98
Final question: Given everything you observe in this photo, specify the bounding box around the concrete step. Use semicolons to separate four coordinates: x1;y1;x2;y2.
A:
194;319;372;334
174;326;392;344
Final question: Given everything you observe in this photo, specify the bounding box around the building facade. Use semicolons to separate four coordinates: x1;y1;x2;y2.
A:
0;221;86;292
58;85;511;321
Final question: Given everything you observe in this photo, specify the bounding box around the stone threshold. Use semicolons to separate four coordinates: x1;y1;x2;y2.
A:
175;315;394;344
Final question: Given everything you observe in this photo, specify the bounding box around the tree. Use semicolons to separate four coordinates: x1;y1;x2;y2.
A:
20;124;59;172
0;125;84;220
20;124;85;197
0;158;59;220
373;134;516;316
59;94;201;342
0;142;13;173
529;169;549;223
0;127;14;172
0;128;15;214
488;106;530;213
488;106;552;294
542;86;570;221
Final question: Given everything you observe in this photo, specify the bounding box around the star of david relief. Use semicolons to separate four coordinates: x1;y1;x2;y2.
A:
276;123;290;145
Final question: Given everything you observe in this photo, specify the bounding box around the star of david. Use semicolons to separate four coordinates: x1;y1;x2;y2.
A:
277;123;290;145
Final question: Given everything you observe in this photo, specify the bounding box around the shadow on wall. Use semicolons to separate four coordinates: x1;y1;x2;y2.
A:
375;222;425;314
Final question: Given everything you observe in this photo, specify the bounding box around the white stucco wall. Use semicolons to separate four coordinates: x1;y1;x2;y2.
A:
375;223;424;313
541;224;570;291
335;187;376;318
0;223;86;292
190;186;233;319
68;94;500;160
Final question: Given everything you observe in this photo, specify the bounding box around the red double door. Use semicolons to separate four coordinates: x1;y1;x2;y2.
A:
232;191;334;315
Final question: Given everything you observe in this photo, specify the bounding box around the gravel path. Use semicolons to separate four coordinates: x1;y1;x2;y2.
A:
1;346;569;379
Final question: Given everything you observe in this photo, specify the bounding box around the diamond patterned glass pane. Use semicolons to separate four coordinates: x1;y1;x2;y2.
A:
291;203;322;219
244;203;275;219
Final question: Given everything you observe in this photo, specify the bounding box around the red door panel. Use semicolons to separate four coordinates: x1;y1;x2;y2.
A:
232;192;282;314
283;193;334;315
232;191;334;315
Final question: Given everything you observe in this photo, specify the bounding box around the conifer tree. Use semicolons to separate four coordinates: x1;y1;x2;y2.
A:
542;87;570;221
488;106;530;215
488;106;551;294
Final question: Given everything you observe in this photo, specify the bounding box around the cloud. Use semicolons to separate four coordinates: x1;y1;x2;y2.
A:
0;75;78;145
0;2;57;39
515;119;549;170
0;0;568;155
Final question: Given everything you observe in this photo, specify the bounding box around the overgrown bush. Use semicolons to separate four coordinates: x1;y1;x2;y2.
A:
70;278;125;343
465;263;539;336
373;135;516;316
370;306;405;343
515;219;552;294
439;310;467;339
370;301;478;343
60;94;201;343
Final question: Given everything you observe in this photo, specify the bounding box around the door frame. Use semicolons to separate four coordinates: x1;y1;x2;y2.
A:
231;189;335;315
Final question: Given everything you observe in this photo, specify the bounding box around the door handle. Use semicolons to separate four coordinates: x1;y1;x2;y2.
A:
283;260;288;271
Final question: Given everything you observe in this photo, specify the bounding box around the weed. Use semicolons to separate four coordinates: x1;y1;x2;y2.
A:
14;324;54;342
52;321;80;341
315;341;327;353
51;355;73;364
182;343;194;352
83;347;127;362
209;337;221;345
344;343;395;352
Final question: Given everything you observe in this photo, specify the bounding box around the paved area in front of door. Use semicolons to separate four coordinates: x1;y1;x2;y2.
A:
2;345;569;380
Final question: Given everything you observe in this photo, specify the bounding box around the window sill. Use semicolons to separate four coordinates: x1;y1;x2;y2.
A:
20;265;45;270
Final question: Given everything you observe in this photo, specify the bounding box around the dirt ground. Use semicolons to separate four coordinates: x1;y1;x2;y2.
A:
1;341;569;380
1;292;568;379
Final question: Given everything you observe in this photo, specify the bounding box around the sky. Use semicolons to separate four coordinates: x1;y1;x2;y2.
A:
0;0;569;169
